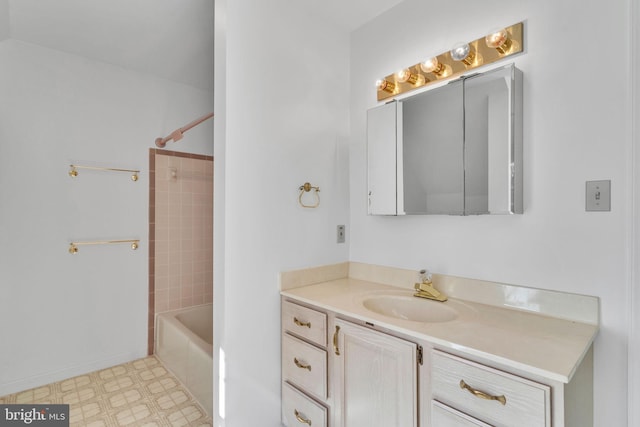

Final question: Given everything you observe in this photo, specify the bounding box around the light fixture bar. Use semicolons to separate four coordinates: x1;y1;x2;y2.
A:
376;22;523;101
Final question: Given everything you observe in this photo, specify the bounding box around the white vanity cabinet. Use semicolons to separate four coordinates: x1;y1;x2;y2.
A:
332;319;419;427
281;281;595;427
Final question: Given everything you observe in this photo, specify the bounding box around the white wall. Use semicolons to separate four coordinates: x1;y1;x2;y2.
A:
0;0;8;41
0;40;213;395
630;0;640;423
213;0;226;423
350;0;631;425
219;0;350;424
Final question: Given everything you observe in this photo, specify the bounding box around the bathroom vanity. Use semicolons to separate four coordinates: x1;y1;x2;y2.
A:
280;263;598;427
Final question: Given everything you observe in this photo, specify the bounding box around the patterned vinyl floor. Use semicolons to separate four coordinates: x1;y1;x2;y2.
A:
0;356;212;426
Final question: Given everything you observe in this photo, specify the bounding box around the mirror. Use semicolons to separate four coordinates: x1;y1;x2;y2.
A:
367;64;522;215
402;79;464;214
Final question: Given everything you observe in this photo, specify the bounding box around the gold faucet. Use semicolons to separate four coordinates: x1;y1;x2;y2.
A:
413;269;447;302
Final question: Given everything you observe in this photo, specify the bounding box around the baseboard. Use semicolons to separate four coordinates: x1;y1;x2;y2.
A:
0;351;145;397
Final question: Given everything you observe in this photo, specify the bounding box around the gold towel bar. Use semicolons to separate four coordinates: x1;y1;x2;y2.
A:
69;239;140;254
69;164;140;181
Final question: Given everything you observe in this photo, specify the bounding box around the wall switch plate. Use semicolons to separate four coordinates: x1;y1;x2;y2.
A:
337;225;346;243
586;180;611;211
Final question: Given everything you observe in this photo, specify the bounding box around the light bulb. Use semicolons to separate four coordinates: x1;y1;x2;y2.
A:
375;79;396;93
394;68;425;85
450;43;470;61
420;57;447;77
450;43;476;66
395;69;411;82
485;28;512;54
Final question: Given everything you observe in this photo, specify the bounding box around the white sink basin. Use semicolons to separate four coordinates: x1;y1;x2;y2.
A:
362;294;458;323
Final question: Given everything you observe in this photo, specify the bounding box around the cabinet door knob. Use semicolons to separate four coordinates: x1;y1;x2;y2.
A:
293;317;311;328
333;325;341;356
294;409;312;425
293;357;311;371
459;379;507;405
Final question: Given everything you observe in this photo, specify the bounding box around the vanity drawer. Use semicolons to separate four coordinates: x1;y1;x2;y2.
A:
432;401;493;426
282;300;327;347
431;350;550;427
282;333;327;399
282;382;328;427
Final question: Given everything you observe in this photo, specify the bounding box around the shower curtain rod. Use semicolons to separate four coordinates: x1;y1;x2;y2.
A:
155;112;214;148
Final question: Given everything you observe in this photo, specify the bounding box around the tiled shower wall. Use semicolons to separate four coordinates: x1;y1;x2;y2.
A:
148;149;213;354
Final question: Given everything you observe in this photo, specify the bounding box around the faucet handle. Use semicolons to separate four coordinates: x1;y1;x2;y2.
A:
418;269;432;284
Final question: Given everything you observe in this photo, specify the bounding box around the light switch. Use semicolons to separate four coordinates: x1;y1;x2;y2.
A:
585;180;611;211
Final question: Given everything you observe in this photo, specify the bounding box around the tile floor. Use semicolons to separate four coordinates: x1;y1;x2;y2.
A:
0;356;212;426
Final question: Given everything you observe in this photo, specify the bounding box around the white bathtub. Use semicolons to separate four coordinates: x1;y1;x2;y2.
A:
155;304;213;416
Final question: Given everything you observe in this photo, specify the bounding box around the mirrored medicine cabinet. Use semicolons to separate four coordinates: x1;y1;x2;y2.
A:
367;63;523;215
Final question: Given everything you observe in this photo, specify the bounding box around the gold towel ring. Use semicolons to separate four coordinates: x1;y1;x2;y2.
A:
299;182;320;208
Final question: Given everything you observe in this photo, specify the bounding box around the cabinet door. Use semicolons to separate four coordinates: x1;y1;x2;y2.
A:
333;319;418;427
367;101;401;215
463;64;522;214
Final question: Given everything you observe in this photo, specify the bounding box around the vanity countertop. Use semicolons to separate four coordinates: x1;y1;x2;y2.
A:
281;277;598;384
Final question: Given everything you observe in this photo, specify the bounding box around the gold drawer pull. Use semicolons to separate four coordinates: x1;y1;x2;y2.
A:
294;409;312;425
459;379;507;405
333;325;341;355
294;357;311;371
293;317;311;328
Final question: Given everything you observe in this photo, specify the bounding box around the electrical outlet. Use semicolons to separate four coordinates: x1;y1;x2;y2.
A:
337;225;346;243
585;180;611;211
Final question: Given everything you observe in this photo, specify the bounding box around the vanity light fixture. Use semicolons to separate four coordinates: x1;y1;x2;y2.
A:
420;57;448;77
375;78;396;93
395;68;426;86
450;43;478;66
375;21;524;101
485;28;513;54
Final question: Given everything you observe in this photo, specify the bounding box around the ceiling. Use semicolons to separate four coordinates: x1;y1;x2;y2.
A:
298;0;404;31
1;0;403;92
4;0;214;91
